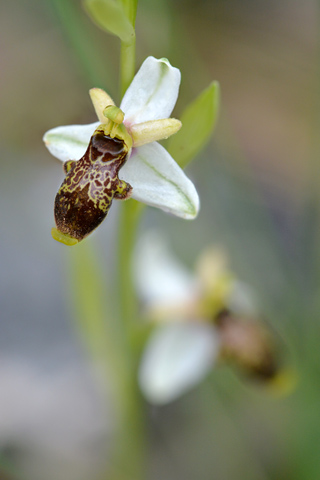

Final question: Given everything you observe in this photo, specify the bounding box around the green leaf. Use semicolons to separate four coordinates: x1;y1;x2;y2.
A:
118;0;138;26
167;81;220;169
84;0;135;45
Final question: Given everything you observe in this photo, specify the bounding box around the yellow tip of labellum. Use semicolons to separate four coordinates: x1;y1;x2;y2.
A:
265;369;298;398
51;228;79;246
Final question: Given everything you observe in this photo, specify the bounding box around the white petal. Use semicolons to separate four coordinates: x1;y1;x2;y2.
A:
139;322;220;405
120;57;181;125
134;231;198;308
43;122;99;162
120;142;200;219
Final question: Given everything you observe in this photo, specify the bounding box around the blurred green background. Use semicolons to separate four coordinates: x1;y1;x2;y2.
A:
0;0;319;479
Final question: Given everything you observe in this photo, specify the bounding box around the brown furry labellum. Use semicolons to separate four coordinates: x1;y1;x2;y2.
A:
52;129;132;245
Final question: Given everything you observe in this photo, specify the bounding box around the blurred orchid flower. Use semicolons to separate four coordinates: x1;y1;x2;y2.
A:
43;57;199;245
136;233;287;405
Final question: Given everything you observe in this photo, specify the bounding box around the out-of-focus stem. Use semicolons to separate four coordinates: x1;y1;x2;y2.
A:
67;240;146;480
118;200;144;346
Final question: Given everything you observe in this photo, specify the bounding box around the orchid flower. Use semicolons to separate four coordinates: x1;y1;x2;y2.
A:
135;233;288;405
43;57;199;245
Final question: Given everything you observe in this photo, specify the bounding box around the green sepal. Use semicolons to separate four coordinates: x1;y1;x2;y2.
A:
84;0;135;45
167;81;220;169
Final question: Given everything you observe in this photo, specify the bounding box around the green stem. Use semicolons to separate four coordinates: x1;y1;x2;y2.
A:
110;35;147;480
115;200;147;480
120;39;136;97
119;0;138;96
117;200;144;345
111;376;146;480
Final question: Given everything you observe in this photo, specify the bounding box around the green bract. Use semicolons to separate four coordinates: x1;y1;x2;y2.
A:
167;81;220;168
84;0;135;45
118;0;138;26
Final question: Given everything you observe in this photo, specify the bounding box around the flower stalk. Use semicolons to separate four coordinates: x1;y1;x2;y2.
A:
114;38;147;480
120;40;136;97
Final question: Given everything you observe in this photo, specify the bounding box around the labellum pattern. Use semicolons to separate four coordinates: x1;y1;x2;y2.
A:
53;127;132;243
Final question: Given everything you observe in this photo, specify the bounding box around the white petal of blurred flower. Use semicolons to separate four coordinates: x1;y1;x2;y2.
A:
138;322;220;405
134;231;200;313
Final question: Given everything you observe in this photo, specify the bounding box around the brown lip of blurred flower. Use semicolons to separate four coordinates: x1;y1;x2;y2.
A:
215;309;279;381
